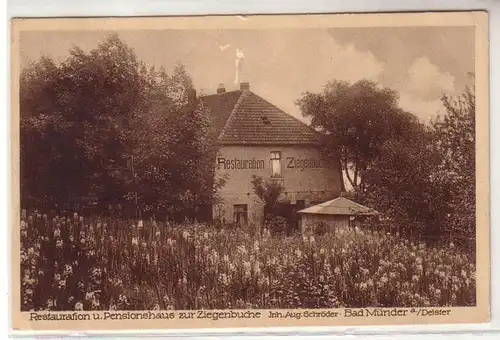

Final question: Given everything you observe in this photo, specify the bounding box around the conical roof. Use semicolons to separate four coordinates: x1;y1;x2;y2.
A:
297;197;380;216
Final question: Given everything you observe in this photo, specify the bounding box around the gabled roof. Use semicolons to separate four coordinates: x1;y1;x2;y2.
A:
201;89;322;145
297;197;380;216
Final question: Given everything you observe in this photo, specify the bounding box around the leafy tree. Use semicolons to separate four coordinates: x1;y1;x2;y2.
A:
20;34;223;220
296;78;457;243
296;80;410;192
250;175;285;209
430;82;475;249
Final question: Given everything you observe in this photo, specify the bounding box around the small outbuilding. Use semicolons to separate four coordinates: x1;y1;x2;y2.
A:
297;196;380;233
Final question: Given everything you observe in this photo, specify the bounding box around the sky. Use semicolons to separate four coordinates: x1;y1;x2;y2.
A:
19;27;474;124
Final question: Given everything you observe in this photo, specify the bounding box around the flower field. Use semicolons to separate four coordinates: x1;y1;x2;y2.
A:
20;211;476;311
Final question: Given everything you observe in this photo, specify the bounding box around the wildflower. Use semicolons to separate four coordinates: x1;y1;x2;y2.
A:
56;240;63;248
80;238;86;245
73;212;78;219
253;262;261;276
319;248;325;255
309;235;315;244
253;240;259;252
141;242;147;248
138;220;144;229
131;237;138;246
118;294;128;304
334;266;341;275
182;231;190;240
294;249;302;258
155;231;161;237
20;220;26;229
74;302;84;311
91;299;100;309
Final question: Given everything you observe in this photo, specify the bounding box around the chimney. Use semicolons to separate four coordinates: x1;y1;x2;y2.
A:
240;82;250;90
217;83;226;94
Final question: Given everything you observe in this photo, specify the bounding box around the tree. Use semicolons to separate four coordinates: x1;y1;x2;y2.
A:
21;34;144;211
131;63;221;220
251;175;287;233
430;81;475;249
296;79;454;243
20;34;223;219
296;80;412;192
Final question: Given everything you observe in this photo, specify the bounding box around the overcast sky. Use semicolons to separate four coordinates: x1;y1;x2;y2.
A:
20;27;474;124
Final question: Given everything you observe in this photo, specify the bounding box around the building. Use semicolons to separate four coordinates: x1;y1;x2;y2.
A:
201;82;344;226
297;196;380;233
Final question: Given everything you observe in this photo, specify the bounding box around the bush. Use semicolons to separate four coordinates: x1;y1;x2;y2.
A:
314;221;328;236
264;214;288;235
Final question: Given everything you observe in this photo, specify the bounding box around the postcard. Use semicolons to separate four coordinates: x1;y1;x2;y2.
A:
10;11;489;331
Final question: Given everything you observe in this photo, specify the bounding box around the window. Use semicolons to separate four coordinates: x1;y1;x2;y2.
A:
233;204;248;225
270;151;282;178
296;200;305;209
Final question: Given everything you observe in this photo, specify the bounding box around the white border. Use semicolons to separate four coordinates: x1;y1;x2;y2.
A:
4;0;500;338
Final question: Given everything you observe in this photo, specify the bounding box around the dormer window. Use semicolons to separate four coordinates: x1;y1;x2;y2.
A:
261;116;271;125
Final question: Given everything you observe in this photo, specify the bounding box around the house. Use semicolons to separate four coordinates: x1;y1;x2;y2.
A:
201;82;344;226
297;196;380;233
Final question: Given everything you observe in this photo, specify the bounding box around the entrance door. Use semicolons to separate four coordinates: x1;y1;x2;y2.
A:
233;204;248;226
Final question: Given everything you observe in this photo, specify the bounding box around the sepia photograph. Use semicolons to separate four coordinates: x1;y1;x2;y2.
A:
10;12;489;330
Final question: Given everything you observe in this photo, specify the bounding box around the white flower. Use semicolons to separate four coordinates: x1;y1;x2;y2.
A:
74;302;84;310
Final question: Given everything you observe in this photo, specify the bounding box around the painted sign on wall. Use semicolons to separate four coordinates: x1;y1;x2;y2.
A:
286;157;327;170
217;157;265;170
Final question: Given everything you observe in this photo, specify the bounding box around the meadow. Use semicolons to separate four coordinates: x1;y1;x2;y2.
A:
20;211;476;311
